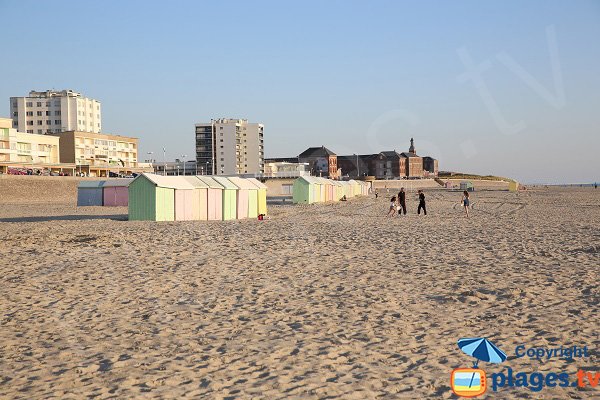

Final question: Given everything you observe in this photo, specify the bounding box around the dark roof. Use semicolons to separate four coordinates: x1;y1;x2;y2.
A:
298;146;336;158
423;156;437;161
400;152;422;158
380;150;403;158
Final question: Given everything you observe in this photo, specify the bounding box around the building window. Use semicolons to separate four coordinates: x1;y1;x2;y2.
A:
36;102;42;107
220;158;224;161
54;101;60;106
45;111;50;116
220;139;223;142
37;111;42;116
26;111;33;116
27;121;33;126
46;101;50;106
46;120;51;125
37;120;43;125
12;102;17;107
55;120;61;125
12;111;17;117
37;129;42;134
26;102;33;107
55;110;61;116
27;129;33;133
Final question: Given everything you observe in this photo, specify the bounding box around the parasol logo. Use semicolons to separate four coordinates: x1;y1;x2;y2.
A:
451;337;507;398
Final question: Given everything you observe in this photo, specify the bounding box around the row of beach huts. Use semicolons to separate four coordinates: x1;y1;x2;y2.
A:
77;174;371;221
292;176;370;204
78;174;267;221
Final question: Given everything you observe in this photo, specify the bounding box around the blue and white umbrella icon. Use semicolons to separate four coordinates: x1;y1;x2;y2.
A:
457;337;507;390
458;337;507;367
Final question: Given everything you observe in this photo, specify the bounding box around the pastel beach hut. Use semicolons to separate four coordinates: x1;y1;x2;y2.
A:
508;181;519;192
227;177;259;219
247;178;268;215
102;179;131;207
77;180;105;206
196;176;224;221
348;180;361;196
292;176;320;204
314;178;327;202
212;176;238;221
331;180;343;201
339;181;352;199
128;173;195;221
182;176;210;220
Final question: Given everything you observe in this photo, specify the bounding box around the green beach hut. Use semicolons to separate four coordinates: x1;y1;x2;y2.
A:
128;173;195;221
293;176;320;204
212;176;238;221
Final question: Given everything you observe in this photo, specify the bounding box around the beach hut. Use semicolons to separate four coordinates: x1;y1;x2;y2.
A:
348;180;361;196
315;177;331;202
182;176;209;220
292;176;320;204
460;181;475;192
247;178;268;215
339;181;352;198
102;179;130;207
331;180;343;201
77;180;105;206
197;176;224;220
508;181;519;192
128;173;195;221
228;177;259;219
212;177;238;220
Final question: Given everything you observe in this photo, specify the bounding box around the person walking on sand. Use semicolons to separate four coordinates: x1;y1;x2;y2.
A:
387;196;397;217
397;188;407;216
417;190;427;215
375;189;379;199
462;190;470;218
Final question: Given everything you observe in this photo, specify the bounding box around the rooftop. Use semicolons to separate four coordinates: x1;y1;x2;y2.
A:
299;146;337;158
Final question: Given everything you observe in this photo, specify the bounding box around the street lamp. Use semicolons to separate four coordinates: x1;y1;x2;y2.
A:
181;155;187;176
163;148;167;176
206;162;209;176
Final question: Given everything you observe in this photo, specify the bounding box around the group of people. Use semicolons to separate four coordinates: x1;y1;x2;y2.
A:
384;188;472;217
386;188;428;217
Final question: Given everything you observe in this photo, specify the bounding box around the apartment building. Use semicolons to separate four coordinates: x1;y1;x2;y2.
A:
54;131;140;176
195;118;264;175
10;89;101;134
0;117;62;173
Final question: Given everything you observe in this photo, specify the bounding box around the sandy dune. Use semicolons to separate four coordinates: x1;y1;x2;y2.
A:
0;182;598;399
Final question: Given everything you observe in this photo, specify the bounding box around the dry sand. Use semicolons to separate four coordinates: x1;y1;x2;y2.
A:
0;177;598;399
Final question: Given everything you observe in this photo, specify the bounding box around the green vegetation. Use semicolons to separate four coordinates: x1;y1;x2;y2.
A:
439;172;516;183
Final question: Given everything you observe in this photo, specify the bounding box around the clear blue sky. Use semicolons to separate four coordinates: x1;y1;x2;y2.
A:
1;0;599;183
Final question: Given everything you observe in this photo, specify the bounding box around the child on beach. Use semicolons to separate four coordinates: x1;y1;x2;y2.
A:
462;190;470;218
388;196;397;217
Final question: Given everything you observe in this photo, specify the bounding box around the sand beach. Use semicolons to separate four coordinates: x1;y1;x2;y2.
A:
0;177;598;399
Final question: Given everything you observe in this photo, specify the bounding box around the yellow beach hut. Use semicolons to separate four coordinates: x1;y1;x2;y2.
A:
247;178;268;215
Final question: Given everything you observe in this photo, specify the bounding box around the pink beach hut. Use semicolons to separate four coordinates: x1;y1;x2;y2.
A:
182;176;209;220
196;176;224;221
102;179;131;206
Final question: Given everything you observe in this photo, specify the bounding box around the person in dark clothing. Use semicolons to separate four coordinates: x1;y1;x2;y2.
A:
397;188;407;216
417;190;427;215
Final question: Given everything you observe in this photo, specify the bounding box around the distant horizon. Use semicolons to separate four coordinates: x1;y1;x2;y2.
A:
1;1;598;183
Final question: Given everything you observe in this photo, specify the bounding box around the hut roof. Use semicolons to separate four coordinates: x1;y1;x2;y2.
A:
136;173;195;190
181;176;209;188
196;176;224;189
297;176;322;185
102;179;132;188
227;177;258;190
314;177;332;185
246;178;267;189
212;176;239;190
78;180;105;188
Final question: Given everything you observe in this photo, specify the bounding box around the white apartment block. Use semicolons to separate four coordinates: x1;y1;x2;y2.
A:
10;89;101;135
195;118;264;175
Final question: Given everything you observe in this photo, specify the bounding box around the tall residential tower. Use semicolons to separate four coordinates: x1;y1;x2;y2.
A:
10;89;101;135
195;118;264;175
